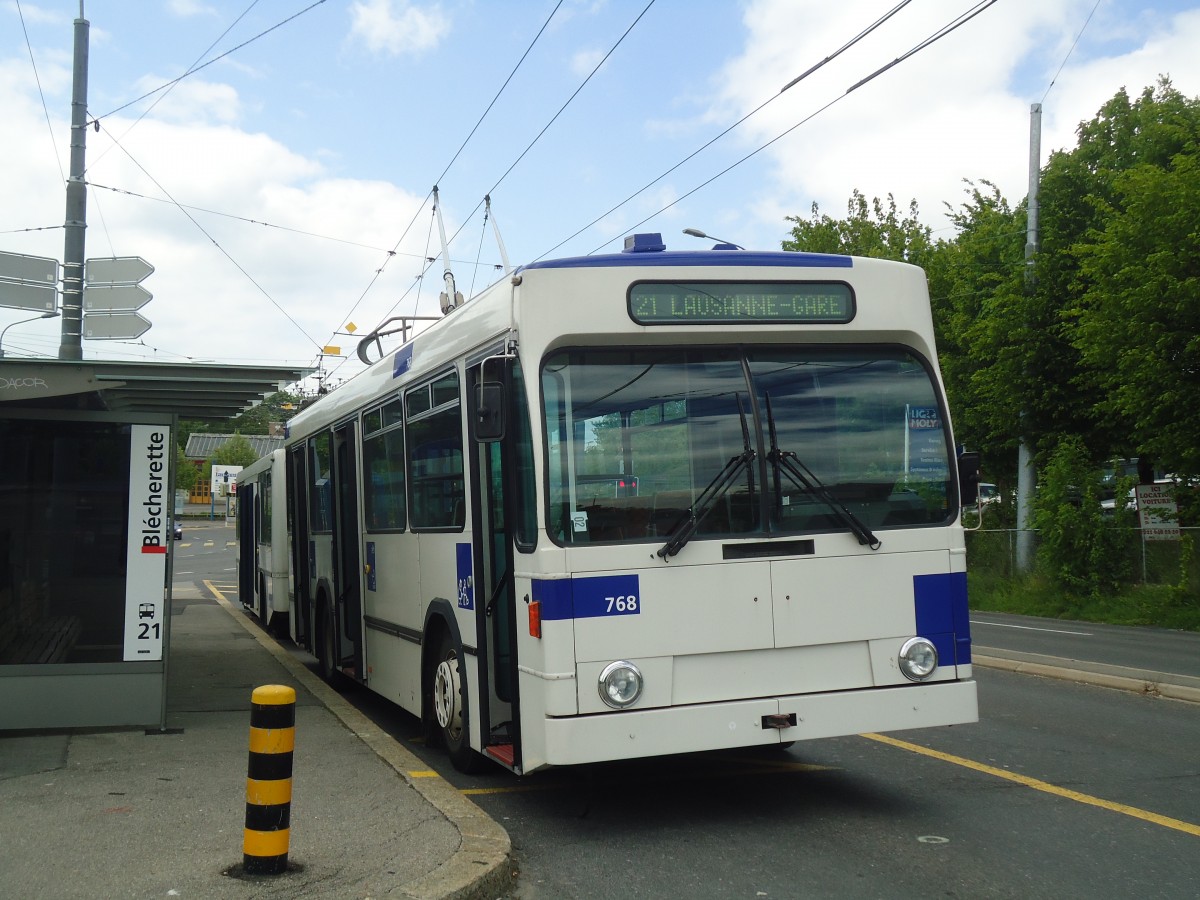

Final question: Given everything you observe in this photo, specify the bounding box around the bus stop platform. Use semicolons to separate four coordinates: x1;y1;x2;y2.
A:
0;585;511;899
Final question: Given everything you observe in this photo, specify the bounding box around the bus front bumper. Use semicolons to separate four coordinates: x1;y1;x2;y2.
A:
542;679;978;768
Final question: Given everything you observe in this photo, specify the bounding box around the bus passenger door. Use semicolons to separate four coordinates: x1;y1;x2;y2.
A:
331;422;365;681
469;361;520;769
288;446;312;647
238;483;256;611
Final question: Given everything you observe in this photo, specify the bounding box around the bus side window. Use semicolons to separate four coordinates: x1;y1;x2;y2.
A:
308;433;333;533
362;424;406;531
406;372;465;531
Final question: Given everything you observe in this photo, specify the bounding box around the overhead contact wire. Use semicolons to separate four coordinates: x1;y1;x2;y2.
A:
328;1;567;355
592;0;999;252
15;0;64;184
88;0;264;173
536;0;913;262
98;123;323;351
95;0;330;121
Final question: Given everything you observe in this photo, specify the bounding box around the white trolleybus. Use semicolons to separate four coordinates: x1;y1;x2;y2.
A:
240;232;980;774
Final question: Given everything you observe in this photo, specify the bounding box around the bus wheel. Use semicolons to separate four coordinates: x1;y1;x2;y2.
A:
317;606;340;687
431;634;487;773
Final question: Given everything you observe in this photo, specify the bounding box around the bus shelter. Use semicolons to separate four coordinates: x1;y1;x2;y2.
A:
0;358;308;731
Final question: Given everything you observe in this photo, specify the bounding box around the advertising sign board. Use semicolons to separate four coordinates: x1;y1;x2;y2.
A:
1136;483;1180;541
905;405;947;479
212;464;242;497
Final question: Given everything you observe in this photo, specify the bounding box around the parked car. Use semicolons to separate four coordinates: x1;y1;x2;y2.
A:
173;520;183;540
1100;477;1177;515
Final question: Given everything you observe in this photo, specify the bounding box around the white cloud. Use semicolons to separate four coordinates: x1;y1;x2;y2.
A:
1036;8;1200;158
6;2;63;26
347;0;450;57
121;73;244;126
691;0;1200;247
167;0;218;17
1;62;430;370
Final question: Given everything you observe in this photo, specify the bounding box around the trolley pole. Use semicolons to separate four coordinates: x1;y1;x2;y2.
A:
59;5;89;361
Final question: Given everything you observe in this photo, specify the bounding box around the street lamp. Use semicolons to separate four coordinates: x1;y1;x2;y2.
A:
682;228;745;250
0;310;60;359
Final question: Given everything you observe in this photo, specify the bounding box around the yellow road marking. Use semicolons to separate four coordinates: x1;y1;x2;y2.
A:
463;783;565;796
862;732;1200;837
409;770;440;778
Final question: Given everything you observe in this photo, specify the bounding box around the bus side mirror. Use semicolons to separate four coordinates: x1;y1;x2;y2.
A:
957;451;981;506
474;382;505;442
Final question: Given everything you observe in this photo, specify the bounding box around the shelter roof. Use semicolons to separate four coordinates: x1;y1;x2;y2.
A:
0;358;310;421
185;433;285;460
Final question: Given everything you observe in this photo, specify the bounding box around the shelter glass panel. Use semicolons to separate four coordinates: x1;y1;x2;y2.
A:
0;420;132;665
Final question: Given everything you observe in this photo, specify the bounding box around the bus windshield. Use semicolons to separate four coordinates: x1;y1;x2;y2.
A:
542;346;953;546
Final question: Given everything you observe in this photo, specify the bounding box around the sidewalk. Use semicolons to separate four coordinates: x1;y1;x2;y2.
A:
0;586;511;899
974;646;1200;703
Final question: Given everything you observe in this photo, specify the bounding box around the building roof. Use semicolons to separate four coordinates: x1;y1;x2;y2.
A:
0;358;310;421
185;433;285;460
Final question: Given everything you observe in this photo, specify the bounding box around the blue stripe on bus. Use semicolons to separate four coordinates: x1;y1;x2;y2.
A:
456;542;474;610
913;572;971;665
521;251;854;271
532;574;641;620
393;344;414;378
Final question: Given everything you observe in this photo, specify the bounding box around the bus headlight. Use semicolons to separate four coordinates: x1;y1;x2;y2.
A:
598;660;643;709
898;637;938;681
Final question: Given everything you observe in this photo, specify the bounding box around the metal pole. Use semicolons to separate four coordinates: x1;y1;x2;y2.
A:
1015;103;1041;572
58;11;89;361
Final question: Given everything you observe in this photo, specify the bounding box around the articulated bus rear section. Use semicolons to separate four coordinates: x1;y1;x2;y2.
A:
234;449;290;636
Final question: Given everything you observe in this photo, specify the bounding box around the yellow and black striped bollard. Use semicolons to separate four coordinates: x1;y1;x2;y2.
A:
243;684;296;875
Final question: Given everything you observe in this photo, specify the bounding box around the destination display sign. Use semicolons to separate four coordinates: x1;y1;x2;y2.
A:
629;281;854;325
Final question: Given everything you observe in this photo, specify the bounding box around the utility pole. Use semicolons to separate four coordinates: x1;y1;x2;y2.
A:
58;3;89;361
1015;102;1041;571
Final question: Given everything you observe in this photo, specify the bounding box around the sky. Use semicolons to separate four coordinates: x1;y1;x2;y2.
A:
2;0;1199;390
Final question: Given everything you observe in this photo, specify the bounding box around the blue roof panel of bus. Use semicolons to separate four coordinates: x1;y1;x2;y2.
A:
521;250;854;271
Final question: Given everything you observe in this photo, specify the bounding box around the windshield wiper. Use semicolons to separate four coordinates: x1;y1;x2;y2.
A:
658;396;756;560
765;393;881;550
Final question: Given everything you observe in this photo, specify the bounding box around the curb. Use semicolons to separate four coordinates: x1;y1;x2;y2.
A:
208;585;513;900
973;652;1200;704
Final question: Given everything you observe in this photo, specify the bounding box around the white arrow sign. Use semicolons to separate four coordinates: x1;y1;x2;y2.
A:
0;281;57;312
85;256;154;285
83;312;152;340
0;251;59;311
84;283;152;312
0;250;58;284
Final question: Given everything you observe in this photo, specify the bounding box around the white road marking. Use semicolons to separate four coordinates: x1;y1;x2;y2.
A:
969;619;1092;636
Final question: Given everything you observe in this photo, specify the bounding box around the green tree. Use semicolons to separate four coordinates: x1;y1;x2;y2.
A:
1037;78;1200;473
175;444;198;493
1032;436;1137;595
1073;143;1200;475
925;181;1026;490
213;433;260;468
783;190;933;263
227;391;304;435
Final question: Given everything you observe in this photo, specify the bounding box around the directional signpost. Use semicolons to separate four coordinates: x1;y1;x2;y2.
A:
83;256;154;341
0;250;58;312
84;284;152;312
85;256;154;285
83;312;152;340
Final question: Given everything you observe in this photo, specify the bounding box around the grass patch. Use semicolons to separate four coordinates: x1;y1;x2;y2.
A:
969;570;1200;631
